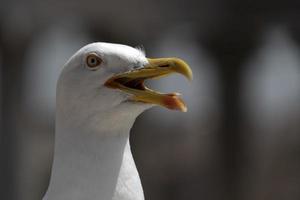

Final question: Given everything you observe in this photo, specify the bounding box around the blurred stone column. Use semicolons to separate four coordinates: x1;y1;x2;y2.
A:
203;19;261;200
0;4;35;199
0;29;32;200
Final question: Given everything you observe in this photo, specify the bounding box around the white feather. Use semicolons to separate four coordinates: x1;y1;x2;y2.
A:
43;42;152;200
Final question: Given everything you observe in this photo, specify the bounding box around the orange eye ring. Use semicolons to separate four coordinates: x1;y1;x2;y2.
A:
86;53;102;70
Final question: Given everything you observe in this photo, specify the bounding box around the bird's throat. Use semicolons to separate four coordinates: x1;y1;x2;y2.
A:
44;113;144;200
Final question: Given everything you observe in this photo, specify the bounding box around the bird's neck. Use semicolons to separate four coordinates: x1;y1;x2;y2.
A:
44;108;144;200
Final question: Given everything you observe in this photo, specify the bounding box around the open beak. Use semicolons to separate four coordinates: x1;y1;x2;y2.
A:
105;58;193;112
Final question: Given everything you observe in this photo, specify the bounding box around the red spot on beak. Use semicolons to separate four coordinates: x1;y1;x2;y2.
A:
163;94;187;112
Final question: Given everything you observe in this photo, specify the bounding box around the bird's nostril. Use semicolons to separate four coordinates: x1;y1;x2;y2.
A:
159;64;170;68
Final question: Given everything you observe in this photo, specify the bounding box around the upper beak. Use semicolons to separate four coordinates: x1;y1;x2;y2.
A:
105;57;193;112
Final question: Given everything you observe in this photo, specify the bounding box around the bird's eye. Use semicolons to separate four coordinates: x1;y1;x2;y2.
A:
86;53;102;70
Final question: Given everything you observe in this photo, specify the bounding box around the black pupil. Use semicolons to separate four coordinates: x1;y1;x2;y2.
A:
91;58;96;64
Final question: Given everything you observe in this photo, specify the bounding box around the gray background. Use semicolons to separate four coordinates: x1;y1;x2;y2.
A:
1;0;300;200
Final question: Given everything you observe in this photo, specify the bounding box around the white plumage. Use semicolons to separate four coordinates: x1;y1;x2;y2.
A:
43;42;192;200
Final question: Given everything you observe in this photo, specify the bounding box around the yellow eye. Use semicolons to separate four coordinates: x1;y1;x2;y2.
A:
86;53;102;70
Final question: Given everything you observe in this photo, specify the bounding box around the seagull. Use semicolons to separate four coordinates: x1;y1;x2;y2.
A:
43;42;192;200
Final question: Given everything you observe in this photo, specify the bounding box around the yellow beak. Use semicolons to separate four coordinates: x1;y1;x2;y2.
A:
105;58;193;112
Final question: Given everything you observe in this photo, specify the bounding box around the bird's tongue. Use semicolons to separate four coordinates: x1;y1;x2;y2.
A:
131;92;187;112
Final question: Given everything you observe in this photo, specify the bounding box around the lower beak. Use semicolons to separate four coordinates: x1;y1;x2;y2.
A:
105;58;193;112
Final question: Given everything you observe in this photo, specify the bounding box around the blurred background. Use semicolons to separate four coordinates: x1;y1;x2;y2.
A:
1;0;300;199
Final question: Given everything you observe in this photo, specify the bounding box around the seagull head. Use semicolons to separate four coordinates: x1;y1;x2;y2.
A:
57;42;192;121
